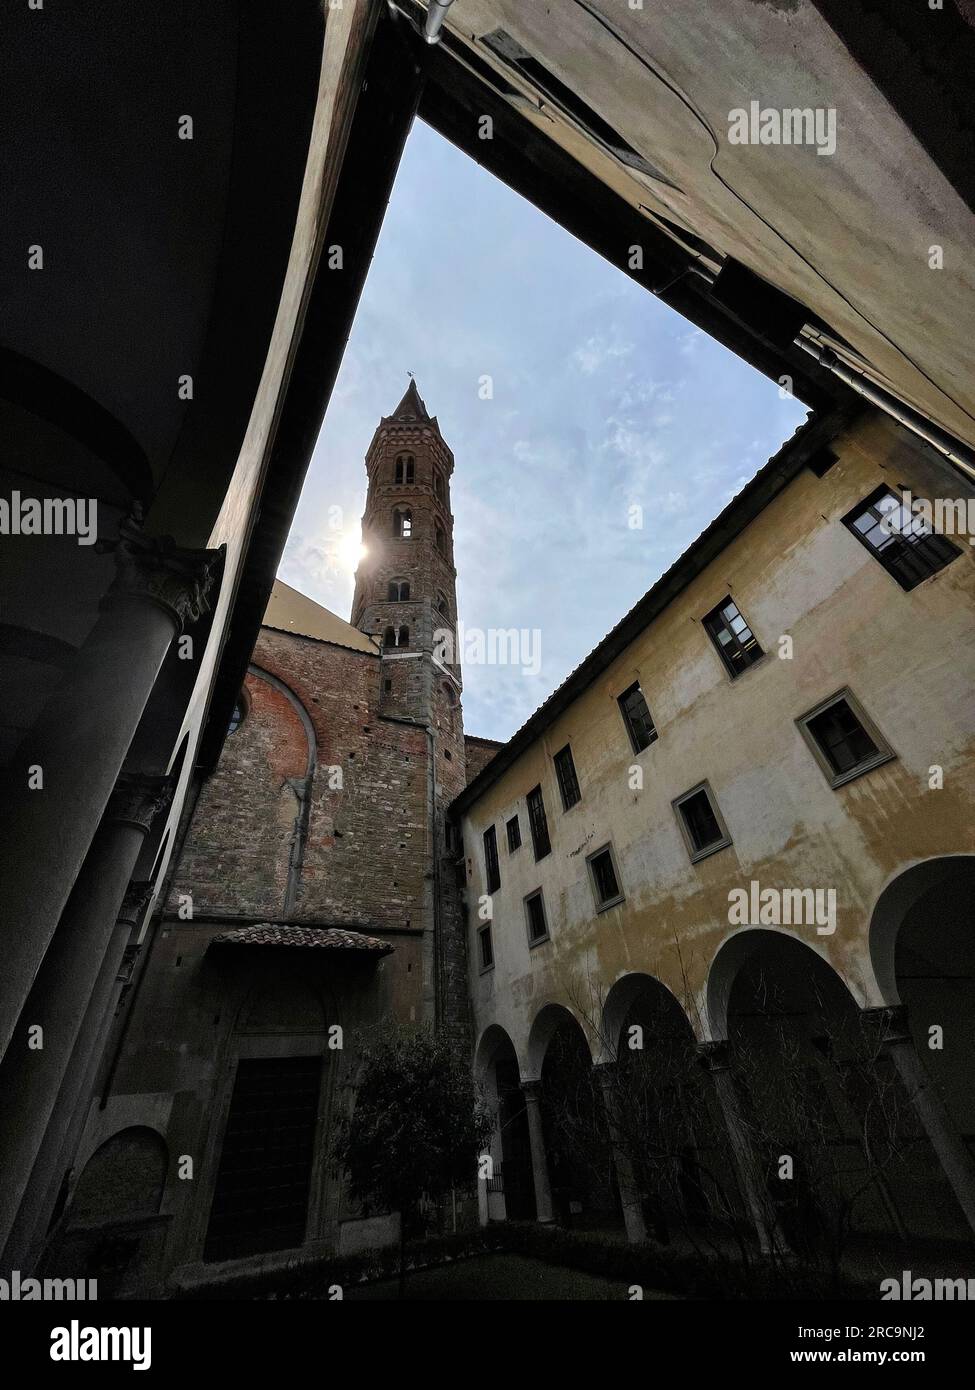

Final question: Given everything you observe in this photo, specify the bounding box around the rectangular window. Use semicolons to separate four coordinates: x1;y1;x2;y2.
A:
506;815;521;852
618;681;657;753
842;486;959;591
587;844;624;911
204;1056;322;1263
525;889;549;946
553;744;581;811
798;688;895;788
673;782;732;863
703;597;764;679
478;923;494;972
526;785;551;861
483;824;500;895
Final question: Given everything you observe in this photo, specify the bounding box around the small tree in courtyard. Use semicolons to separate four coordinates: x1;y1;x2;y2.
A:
331;1026;493;1295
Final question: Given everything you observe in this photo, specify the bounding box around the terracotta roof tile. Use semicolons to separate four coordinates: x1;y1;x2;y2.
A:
209;924;393;954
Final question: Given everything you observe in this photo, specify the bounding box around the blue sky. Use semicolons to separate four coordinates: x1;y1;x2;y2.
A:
279;120;806;742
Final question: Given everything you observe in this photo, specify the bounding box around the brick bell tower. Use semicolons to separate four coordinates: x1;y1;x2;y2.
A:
351;380;469;1039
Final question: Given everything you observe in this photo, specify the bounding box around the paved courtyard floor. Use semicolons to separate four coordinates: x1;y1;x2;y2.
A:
345;1251;677;1300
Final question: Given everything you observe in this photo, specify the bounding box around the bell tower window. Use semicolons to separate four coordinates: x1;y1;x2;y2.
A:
394;453;415;485
435;525;446;555
387;580;410;601
393;508;413;539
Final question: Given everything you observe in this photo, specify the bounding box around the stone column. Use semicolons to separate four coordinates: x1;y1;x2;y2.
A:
0;510;215;1058
0;774;171;1255
594;1061;648;1244
699;1040;783;1255
4;884;154;1270
521;1080;555;1224
865;1004;975;1238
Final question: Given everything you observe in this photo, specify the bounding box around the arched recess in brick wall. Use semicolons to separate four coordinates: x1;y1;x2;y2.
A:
246;664;317;918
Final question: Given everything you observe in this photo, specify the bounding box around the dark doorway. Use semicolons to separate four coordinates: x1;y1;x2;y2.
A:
496;1058;535;1220
204;1055;322;1262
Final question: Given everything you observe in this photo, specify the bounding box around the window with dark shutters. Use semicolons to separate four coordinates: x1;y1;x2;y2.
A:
526;785;551;861
483;824;500;894
553;744;581;810
618;682;657;753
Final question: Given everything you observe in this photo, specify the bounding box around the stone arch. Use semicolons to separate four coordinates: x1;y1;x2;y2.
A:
868;855;975;1007
68;1126;168;1226
712;927;954;1250
525;1001;591;1081
601;973;726;1235
706;927;865;1043
473;1022;520;1082
866;855;975;1239
529;1004;615;1225
599;971;694;1063
473;1024;535;1222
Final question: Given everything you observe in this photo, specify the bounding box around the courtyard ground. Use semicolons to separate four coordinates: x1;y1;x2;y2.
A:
344;1251;677;1300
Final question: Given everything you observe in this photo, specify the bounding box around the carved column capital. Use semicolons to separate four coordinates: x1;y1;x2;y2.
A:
860;1004;911;1048
520;1078;543;1103
115;941;143;987
99;508;219;632
105;773;173;835
117;879;155;929
697;1038;733;1074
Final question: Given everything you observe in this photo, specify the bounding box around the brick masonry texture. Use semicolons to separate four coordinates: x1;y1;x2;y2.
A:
166;388;473;1044
464;736;503;784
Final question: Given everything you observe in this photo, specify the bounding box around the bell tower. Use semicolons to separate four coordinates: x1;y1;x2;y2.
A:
352;379;462;718
352;381;469;1040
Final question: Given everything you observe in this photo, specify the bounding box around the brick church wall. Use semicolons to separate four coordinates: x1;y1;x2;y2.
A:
167;627;433;941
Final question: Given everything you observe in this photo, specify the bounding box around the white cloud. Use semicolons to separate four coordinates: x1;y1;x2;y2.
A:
571;333;633;375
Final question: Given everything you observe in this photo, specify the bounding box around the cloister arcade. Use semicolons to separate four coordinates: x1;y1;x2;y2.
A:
473;857;975;1263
